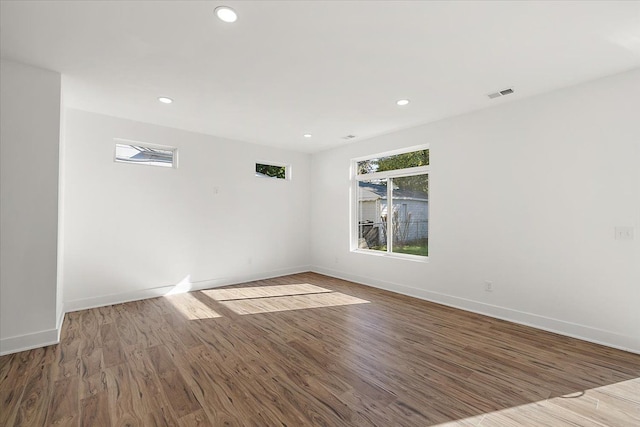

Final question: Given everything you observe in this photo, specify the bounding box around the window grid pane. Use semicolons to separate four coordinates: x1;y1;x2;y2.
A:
357;180;388;252
390;175;429;257
357;149;429;175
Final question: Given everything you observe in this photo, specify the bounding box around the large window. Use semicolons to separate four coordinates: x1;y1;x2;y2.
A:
354;147;429;258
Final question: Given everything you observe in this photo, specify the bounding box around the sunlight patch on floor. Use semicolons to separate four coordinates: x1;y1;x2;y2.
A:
220;291;370;315
203;283;333;301
431;378;640;426
164;292;222;320
164;274;193;296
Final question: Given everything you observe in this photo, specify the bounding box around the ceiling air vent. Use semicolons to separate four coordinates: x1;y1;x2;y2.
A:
342;135;357;140
488;87;515;99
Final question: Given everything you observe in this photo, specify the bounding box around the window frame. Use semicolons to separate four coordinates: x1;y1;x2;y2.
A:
113;138;178;169
351;145;430;261
255;161;292;181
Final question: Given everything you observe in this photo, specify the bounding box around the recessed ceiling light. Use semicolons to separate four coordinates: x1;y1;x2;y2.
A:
215;6;237;23
396;99;410;106
303;134;312;138
158;97;173;104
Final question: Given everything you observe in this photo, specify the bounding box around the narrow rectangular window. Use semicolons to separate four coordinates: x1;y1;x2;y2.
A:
357;149;428;174
114;141;176;168
354;147;429;258
256;163;288;180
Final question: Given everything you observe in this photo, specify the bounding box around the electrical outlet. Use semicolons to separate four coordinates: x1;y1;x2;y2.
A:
484;281;493;292
615;226;634;240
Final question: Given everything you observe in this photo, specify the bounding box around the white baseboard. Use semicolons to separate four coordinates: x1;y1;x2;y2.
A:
311;266;640;355
0;327;61;356
7;265;635;356
1;266;310;356
57;303;65;341
64;265;312;313
0;301;67;357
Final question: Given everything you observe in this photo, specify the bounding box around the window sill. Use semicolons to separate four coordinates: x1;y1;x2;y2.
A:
352;249;429;263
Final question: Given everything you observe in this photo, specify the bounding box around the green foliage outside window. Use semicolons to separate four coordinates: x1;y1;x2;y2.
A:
256;163;286;179
357;149;429;192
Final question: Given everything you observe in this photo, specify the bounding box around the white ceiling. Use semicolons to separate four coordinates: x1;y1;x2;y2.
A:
1;1;639;153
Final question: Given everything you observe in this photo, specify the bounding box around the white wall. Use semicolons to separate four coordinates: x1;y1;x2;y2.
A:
311;69;640;353
3;61;636;356
63;109;311;310
0;60;62;355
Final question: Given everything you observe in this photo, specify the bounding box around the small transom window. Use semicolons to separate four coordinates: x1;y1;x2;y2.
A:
256;163;289;180
114;140;176;168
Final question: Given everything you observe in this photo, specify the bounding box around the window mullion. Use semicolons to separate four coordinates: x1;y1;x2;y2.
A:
355;165;429;181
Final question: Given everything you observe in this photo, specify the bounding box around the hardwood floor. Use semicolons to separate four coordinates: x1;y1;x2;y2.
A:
1;272;639;426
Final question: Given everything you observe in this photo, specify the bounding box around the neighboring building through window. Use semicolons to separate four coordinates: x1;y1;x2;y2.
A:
256;162;289;180
114;140;176;168
354;147;429;258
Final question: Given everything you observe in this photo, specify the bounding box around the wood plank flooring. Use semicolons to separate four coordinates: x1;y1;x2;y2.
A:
1;272;639;426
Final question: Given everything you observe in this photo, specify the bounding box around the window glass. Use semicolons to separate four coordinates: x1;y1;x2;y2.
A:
357;180;388;252
115;143;175;168
390;175;428;256
357;149;428;174
256;163;287;179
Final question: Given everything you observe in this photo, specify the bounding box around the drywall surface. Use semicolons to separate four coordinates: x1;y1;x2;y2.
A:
0;60;61;354
56;91;67;331
311;69;640;353
62;109;311;309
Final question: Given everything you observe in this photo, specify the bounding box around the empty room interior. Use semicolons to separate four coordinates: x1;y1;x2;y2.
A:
1;1;639;426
